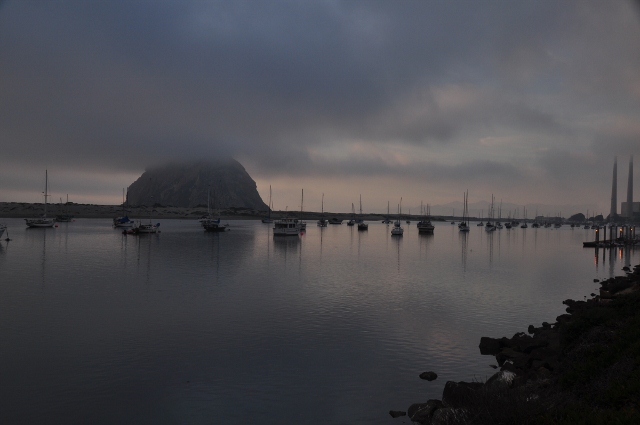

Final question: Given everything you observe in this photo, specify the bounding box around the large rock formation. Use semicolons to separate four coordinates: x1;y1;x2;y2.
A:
126;159;268;210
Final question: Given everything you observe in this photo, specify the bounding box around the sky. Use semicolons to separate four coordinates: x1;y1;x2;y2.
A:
1;0;639;217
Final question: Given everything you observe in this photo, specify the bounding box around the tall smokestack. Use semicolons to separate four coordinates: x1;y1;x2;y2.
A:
627;155;633;219
610;156;617;219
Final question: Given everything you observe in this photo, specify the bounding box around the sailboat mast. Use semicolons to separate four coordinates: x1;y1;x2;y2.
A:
44;169;48;217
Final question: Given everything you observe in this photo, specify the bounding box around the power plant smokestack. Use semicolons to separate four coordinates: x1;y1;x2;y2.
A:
610;156;617;219
627;155;634;219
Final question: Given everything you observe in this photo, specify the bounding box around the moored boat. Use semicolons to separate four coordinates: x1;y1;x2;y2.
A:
391;198;404;236
273;218;302;236
357;195;368;231
417;202;434;234
25;170;55;228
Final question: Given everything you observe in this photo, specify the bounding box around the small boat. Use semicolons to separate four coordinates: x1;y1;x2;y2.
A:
297;189;307;229
458;190;470;232
484;195;496;232
417;202;434;234
273;218;302;236
347;203;356;226
201;187;227;231
382;201;392;224
317;193;328;227
357;195;368;231
203;219;228;232
114;189;135;228
25;170;56;228
391;198;404;236
329;218;343;225
55;195;74;222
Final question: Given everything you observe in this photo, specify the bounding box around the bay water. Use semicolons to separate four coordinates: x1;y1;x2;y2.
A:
0;218;637;424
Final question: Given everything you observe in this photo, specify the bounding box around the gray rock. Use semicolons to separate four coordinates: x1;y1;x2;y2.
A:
419;371;438;381
127;159;268;210
408;399;443;424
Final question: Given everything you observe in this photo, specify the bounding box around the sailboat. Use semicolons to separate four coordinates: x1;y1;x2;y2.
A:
357;195;368;231
262;185;273;223
296;188;307;230
25;170;56;228
520;207;528;228
391;198;404;236
484;195;496;232
55;194;74;222
347;203;356;226
382;201;392;224
458;190;470;232
417;202;435;234
202;188;227;232
317;193;328;227
114;188;135;228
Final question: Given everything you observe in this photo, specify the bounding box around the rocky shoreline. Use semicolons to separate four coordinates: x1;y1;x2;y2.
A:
394;263;640;424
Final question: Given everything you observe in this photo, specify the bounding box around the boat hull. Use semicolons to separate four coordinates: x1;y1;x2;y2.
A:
25;218;55;228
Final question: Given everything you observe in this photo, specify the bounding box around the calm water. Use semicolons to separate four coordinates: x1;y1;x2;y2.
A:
0;218;638;425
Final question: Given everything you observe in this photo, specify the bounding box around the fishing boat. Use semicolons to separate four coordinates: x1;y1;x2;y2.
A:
317;193;328;227
113;188;135;228
357;194;368;231
417;202;434;234
273;218;302;236
25;170;56;228
391;198;404;236
262;185;273;223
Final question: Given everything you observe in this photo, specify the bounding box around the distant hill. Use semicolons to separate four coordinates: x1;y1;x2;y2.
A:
127;159;268;210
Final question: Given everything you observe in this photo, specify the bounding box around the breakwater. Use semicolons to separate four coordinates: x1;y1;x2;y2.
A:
396;263;640;424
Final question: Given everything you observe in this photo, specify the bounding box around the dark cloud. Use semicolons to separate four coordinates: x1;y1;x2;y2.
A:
0;0;638;210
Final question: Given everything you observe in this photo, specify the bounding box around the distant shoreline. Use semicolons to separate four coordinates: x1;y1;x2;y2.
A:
2;201;447;221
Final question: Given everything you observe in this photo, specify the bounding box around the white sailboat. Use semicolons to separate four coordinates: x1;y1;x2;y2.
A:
25;170;56;228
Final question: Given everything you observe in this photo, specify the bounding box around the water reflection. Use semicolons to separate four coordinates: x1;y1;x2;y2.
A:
459;231;468;271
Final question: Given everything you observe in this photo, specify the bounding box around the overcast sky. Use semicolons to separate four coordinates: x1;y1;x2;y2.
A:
1;0;639;216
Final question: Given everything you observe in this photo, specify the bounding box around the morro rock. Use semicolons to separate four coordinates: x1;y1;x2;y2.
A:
127;159;268;210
